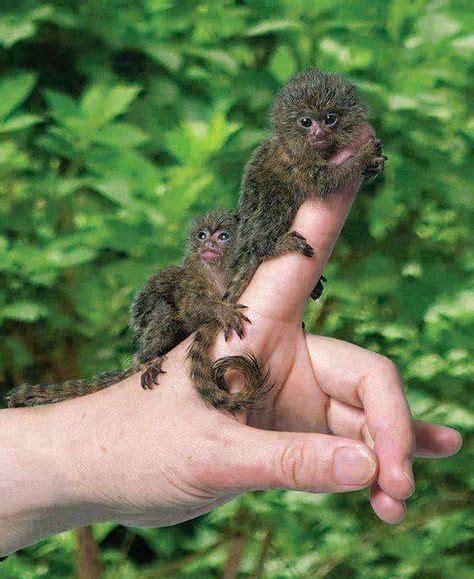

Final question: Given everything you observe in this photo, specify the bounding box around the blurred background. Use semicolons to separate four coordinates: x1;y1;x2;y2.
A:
0;0;472;577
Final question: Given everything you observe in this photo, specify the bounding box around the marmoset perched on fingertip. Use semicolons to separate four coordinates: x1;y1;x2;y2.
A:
7;209;268;410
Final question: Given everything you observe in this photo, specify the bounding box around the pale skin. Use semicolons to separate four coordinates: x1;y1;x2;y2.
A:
0;134;462;556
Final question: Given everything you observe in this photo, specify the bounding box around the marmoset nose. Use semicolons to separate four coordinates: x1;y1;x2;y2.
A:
204;240;217;249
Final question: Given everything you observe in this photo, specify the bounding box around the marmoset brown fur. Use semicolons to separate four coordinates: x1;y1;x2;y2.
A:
188;69;386;411
7;210;268;410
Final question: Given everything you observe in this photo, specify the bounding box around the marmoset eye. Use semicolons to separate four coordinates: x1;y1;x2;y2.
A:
299;117;313;128
324;113;337;126
218;231;230;241
197;231;207;240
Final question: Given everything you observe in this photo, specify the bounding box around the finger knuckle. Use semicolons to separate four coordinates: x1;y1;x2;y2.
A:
277;440;311;488
373;355;401;381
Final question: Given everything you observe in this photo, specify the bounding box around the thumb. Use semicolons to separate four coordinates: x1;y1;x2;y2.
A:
219;426;378;494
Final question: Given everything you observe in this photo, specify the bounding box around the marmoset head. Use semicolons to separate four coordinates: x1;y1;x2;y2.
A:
187;209;237;265
270;69;367;160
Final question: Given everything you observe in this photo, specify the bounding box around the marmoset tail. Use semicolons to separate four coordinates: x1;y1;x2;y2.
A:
188;68;386;409
6;368;137;407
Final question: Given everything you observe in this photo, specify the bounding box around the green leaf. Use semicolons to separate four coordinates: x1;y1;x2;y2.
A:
0;113;42;133
425;291;474;325
453;35;474;54
245;19;301;37
0;16;35;48
387;94;418;111
92;178;136;208
46;246;96;268
2;302;48;322
81;83;141;124
319;38;373;69
270;45;297;81
186;47;238;72
165;105;240;164
56;177;93;197
0;6;53;48
416;13;461;42
93;122;149;148
145;43;184;71
0;141;30;171
0;72;37;120
44;89;79;123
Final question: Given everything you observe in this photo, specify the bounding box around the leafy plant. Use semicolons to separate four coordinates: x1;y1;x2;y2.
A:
0;0;472;577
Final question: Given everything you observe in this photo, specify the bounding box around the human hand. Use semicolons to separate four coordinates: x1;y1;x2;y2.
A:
70;125;460;528
0;127;462;555
208;124;462;523
2;327;457;557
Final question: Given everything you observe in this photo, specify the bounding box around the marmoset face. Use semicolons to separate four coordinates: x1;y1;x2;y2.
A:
187;210;237;264
270;68;367;159
195;227;232;263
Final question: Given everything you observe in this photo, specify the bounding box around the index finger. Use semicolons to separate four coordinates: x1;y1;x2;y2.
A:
240;185;359;322
240;126;373;322
307;335;415;501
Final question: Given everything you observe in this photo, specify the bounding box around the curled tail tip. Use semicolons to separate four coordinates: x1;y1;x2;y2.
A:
188;323;274;413
209;351;274;412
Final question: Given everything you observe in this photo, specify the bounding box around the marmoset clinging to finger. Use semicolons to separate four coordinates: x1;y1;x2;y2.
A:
7;210;269;410
188;68;386;411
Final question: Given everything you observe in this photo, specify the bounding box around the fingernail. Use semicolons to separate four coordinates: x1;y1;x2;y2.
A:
385;502;407;525
403;459;415;494
333;447;376;486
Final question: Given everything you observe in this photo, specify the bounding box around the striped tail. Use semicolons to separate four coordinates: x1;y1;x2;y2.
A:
187;321;273;413
6;366;136;408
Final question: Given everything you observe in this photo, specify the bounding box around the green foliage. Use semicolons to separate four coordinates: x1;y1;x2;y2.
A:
0;0;472;576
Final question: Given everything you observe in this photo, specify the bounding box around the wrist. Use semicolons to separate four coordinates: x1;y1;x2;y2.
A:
0;399;113;554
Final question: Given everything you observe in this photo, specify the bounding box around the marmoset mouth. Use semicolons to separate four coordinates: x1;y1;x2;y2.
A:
201;249;220;261
309;138;328;148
